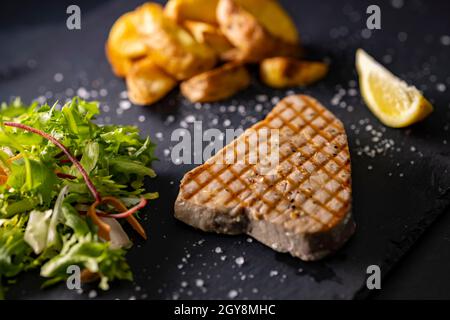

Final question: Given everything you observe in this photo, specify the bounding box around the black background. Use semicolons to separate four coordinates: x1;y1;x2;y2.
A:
1;0;450;299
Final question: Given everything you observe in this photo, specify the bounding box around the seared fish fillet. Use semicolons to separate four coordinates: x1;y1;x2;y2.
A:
175;95;354;260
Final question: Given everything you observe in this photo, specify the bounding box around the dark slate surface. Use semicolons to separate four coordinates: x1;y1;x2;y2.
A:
1;0;450;300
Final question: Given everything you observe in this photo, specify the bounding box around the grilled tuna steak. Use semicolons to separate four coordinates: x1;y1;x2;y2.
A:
175;95;354;260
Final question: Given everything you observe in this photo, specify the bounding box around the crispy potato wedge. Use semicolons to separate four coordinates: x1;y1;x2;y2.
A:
181;62;250;102
165;0;219;24
107;11;147;59
106;9;150;77
105;42;137;78
260;57;328;88
126;57;177;106
217;0;300;63
235;0;299;45
184;20;233;55
136;3;217;80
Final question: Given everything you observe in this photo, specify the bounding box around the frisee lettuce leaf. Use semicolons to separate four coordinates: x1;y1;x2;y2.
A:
0;97;157;298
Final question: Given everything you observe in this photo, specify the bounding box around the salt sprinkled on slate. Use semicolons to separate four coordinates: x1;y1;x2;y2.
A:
77;87;89;99
165;115;175;124
119;90;128;99
228;289;238;299
155;132;163;140
436;83;446;92
441;35;450;46
163;149;170;157
99;88;108;97
195;279;204;287
361;29;371;39
119;100;131;110
269;270;279;277
398;32;408;42
53;73;63;82
391;0;404;9
185;115;196;123
256;94;268;102
235;257;245;266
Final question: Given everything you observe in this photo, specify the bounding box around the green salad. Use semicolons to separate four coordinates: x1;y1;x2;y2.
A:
0;97;157;298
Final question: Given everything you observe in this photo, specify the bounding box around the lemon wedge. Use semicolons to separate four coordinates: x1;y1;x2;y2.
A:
356;49;433;128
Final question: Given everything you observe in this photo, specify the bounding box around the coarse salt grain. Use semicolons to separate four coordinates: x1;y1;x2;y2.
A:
195;279;204;287
269;270;278;277
119;100;131;110
256;94;268;102
441;35;450;46
88;290;97;299
54;73;64;82
228;290;238;299
235;257;245;266
185;115;195;123
437;83;446;92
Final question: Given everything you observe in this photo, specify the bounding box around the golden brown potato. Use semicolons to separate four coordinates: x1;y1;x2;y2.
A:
235;0;299;45
105;10;149;77
136;3;217;80
105;43;136;78
126;57;177;106
260;57;328;88
216;0;300;63
107;11;147;59
183;21;233;55
164;0;299;45
165;0;219;24
181;63;250;102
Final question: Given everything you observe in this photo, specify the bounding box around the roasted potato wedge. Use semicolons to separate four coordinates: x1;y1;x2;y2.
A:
105;43;136;78
106;10;149;77
126;57;177;106
260;57;328;88
235;0;299;45
184;21;233;55
165;0;219;24
136;3;217;80
181;63;250;102
107;11;147;59
217;0;300;63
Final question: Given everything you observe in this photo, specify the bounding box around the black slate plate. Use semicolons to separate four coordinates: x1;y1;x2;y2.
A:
1;0;450;300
